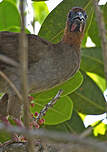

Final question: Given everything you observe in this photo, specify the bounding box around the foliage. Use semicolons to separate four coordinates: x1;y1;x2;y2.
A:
0;0;107;142
32;1;49;24
44;111;85;133
32;0;48;2
0;0;20;31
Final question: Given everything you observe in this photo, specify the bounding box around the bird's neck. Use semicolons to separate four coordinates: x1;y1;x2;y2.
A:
62;23;84;50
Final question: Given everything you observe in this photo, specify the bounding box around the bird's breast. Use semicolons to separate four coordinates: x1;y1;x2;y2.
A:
29;47;80;93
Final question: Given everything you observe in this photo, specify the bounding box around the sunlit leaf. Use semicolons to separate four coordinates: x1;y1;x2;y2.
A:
93;122;107;136
0;26;31;33
32;1;49;24
44;111;85;133
32;0;48;1
87;72;106;92
10;0;18;4
0;0;20;30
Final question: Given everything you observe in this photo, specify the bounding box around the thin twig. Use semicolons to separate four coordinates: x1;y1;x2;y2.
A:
0;123;107;152
36;89;63;122
94;0;107;87
80;127;93;138
0;54;19;67
19;0;34;151
0;71;22;101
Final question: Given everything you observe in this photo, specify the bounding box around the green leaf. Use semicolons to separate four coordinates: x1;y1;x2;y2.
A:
102;4;107;29
32;0;48;1
32;1;49;24
69;71;106;114
81;47;104;77
39;0;93;43
44;111;85;133
0;26;31;33
87;72;106;92
90;121;107;141
9;0;18;4
31;96;73;125
32;71;83;100
88;4;107;47
0;130;11;143
81;33;88;48
0;0;20;30
88;12;101;47
93;122;107;136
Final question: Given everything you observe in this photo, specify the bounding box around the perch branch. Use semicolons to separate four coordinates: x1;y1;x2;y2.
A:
0;123;107;152
20;0;29;130
19;0;34;151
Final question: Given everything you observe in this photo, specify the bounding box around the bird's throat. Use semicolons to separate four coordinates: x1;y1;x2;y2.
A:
62;23;84;50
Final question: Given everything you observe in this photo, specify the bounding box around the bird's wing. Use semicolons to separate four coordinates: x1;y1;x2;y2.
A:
0;31;51;70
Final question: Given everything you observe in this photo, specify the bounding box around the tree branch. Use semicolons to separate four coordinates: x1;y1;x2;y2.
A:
0;123;107;152
0;54;19;67
19;0;34;151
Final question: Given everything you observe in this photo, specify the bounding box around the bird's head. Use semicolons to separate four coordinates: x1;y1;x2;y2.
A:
63;7;87;49
67;7;87;33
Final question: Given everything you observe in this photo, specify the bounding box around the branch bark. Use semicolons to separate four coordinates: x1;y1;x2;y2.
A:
19;0;34;151
0;124;107;152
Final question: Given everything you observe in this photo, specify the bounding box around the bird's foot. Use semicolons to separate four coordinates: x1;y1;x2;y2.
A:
12;133;27;143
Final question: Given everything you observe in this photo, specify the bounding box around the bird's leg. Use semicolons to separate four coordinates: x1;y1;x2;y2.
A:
0;93;10;128
12;95;35;128
0;94;15;147
0;93;8;117
8;94;28;142
0;94;44;146
9;95;37;142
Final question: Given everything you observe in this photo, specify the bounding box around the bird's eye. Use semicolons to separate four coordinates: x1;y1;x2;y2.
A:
84;13;87;19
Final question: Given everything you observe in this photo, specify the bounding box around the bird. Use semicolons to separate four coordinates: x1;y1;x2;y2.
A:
0;7;87;119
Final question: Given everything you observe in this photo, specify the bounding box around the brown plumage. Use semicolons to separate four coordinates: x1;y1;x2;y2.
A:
0;7;87;119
